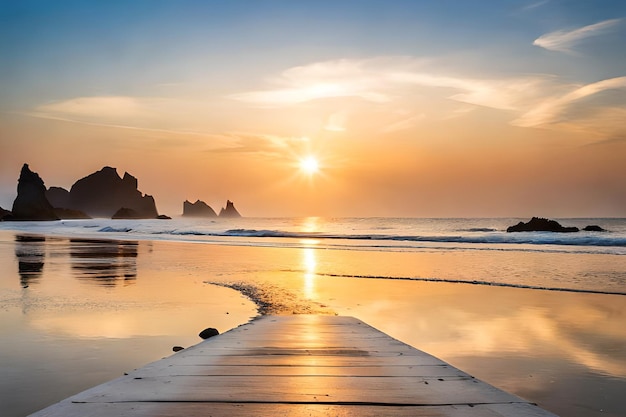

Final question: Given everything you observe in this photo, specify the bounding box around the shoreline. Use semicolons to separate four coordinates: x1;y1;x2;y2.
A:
1;230;625;416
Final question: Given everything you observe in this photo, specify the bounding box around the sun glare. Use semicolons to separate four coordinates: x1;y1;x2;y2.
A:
300;156;319;174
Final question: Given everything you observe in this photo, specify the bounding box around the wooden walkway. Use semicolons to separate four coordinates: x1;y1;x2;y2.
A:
30;315;557;416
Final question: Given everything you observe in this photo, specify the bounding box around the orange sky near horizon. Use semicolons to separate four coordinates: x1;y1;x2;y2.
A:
1;1;625;217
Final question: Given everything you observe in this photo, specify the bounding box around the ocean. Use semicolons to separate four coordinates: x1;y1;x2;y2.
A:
1;217;625;416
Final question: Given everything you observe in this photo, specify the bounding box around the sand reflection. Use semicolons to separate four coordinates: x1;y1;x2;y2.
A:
302;243;318;299
69;239;138;286
14;235;46;287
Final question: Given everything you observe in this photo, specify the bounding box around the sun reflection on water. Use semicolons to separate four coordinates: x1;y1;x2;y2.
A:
302;245;318;299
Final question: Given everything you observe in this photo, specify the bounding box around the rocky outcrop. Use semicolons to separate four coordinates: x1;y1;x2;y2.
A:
53;208;91;219
507;217;578;233
0;206;11;220
219;200;241;218
46;186;90;219
183;200;217;217
10;164;59;221
68;167;158;218
112;207;142;219
46;186;71;209
583;225;606;232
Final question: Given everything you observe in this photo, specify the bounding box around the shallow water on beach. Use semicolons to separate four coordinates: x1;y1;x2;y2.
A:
1;227;625;417
0;232;258;416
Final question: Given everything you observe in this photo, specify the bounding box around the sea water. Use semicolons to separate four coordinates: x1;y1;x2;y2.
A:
0;217;625;416
3;217;625;292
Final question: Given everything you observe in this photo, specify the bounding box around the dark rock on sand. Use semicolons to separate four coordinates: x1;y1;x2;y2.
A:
172;346;185;352
68;167;158;218
11;164;59;221
183;199;217;217
156;214;172;220
199;327;220;339
507;217;579;233
583;225;606;232
219;200;242;218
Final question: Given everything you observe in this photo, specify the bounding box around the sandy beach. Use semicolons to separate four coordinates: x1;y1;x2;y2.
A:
1;229;625;417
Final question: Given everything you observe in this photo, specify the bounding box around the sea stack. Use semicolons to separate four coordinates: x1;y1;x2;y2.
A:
10;164;59;221
182;200;217;217
67;167;159;218
219;200;241;218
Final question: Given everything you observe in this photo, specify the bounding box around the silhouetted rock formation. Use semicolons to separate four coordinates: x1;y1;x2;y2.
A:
219;200;241;218
112;207;142;219
68;167;158;218
45;186;91;219
46;186;70;209
507;217;579;233
0;206;11;220
183;199;217;217
583;225;606;232
53;208;91;219
11;164;59;221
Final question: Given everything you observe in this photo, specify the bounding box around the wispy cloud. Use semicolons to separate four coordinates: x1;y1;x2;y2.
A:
230;57;546;111
513;76;626;127
230;59;394;106
231;57;626;137
26;58;626;144
521;0;550;11
533;19;622;53
36;96;154;119
25;96;235;148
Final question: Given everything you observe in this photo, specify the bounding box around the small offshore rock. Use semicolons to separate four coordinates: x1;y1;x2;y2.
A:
172;346;185;352
506;217;579;233
199;327;220;339
583;225;606;232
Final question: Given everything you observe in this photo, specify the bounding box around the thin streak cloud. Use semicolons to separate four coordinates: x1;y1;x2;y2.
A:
513;76;626;127
533;19;622;53
230;57;546;111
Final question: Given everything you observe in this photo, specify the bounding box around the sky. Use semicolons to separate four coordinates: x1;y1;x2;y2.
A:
1;0;625;217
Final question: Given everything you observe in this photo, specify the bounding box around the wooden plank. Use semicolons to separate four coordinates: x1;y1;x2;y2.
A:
29;315;558;417
31;402;556;417
132;364;464;377
70;375;521;405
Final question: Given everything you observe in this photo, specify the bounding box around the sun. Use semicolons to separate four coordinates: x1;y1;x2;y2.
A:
299;156;319;174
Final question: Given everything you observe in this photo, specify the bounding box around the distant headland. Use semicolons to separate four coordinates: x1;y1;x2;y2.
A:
0;164;242;221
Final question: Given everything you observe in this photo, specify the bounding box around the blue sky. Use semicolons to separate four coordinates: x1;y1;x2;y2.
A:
1;0;625;216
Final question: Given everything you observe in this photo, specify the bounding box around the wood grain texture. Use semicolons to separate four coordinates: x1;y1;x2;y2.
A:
29;315;558;417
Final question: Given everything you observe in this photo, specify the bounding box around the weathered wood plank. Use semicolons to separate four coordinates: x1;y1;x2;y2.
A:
29;315;558;417
31;402;556;417
132;364;464;377
71;375;522;405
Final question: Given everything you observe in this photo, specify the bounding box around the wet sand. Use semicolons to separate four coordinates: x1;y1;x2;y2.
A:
1;231;625;416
